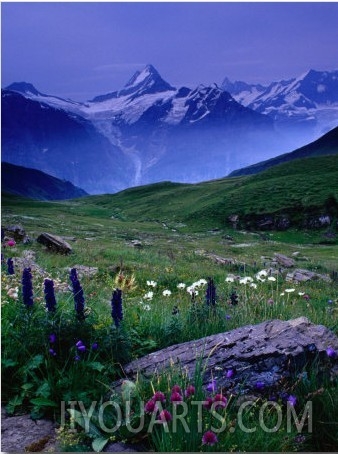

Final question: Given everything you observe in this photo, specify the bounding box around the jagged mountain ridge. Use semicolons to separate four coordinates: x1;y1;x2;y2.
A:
221;69;338;137
2;65;337;194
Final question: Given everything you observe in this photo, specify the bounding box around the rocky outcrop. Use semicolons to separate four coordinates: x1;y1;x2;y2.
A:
120;318;337;394
286;268;332;283
274;253;295;268
37;232;72;254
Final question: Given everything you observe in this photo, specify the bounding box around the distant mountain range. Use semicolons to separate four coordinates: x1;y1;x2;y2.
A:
2;65;338;193
222;69;338;136
229;125;338;176
1;162;88;200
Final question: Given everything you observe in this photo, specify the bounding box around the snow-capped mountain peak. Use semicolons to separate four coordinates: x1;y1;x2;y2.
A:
118;64;176;98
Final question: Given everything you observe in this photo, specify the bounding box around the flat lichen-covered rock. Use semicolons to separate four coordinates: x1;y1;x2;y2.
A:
120;317;338;393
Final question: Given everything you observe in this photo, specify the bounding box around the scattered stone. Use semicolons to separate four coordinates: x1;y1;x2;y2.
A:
1;407;58;453
62;236;77;242
104;442;146;452
291;251;301;257
13;250;46;276
286;268;332;283
37;232;72;254
3;224;26;242
274;253;295;268
228;214;239;229
195;250;237;266
129;240;143;249
69;265;98;279
119;317;338;395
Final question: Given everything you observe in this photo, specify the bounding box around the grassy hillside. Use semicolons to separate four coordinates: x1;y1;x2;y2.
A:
229;125;338;176
77;155;338;230
1;162;88;200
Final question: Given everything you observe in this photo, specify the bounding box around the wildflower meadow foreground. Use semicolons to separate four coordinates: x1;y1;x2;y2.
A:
1;220;337;452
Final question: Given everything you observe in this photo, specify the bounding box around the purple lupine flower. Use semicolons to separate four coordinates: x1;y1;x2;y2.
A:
327;299;333;305
7;258;14;275
22;268;34;307
49;348;56;357
69;268;85;320
326;347;337;358
44;279;57;312
205;277;216;306
202;430;218;446
74;355;81;361
225;314;231;320
91;342;99;351
111;288;123;328
49;333;56;343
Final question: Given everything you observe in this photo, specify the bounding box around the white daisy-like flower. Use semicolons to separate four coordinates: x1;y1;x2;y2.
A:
143;304;151;311
268;276;276;282
187;287;198;296
177;283;186;289
257;270;268;278
197;279;208;286
162;289;171;296
256;276;266;283
146;280;157;287
225;276;234;283
144;291;154;300
298;292;305;296
250;283;257;289
280;292;285;296
285;288;295;293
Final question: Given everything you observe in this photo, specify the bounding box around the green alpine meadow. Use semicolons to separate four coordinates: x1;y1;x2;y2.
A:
1;155;337;452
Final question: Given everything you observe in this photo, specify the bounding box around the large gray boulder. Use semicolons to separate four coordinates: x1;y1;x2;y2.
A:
121;317;337;393
37;232;72;254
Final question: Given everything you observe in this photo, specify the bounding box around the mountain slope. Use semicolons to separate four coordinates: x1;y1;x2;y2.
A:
229;125;338;176
1;89;132;194
2;66;280;192
83;155;338;231
1;162;88;200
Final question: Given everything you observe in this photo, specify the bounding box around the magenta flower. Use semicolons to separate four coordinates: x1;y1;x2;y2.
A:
171;384;182;394
170;391;183;403
145;399;158;414
158;409;172;423
203;397;213;410
185;384;195;398
202;430;218;446
267;298;274;305
152;391;166;403
213;393;227;410
303;294;310;301
7;240;16;247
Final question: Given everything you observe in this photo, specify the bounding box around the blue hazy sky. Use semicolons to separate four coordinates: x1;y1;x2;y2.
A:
2;2;338;101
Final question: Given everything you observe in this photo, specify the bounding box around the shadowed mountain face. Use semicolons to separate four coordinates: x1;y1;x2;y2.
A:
229;125;338;177
2;66;338;194
2;162;88;200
